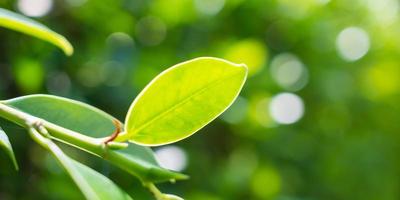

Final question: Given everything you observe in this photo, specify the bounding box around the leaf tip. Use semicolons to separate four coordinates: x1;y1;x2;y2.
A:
60;37;74;56
237;62;249;75
238;62;248;70
12;158;19;171
207;57;248;77
174;173;190;180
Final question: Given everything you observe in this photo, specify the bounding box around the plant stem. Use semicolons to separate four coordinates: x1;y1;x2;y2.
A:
146;183;184;200
0;102;184;199
0;102;98;151
28;126;98;200
147;183;166;200
0;102;147;179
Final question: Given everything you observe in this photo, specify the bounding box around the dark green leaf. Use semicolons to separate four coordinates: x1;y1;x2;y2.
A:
29;127;132;200
3;94;187;182
0;127;18;170
5;94;116;138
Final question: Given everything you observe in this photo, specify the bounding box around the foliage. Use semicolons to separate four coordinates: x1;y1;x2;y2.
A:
1;0;400;200
120;57;247;145
0;8;246;200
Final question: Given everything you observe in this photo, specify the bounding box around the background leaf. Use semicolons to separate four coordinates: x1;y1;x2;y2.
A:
120;57;247;146
28;127;132;200
0;8;73;56
3;94;187;182
0;127;18;170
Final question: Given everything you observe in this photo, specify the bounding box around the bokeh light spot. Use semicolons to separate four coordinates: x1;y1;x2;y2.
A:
13;59;45;93
367;0;399;25
225;147;258;185
255;97;275;128
102;61;127;87
106;32;134;47
361;62;400;100
135;16;167;46
251;166;281;199
269;93;304;124
336;27;370;62
194;0;225;16
17;0;53;17
77;61;104;87
155;145;187;172
277;0;318;19
77;60;127;87
270;53;308;91
46;71;71;96
150;0;197;26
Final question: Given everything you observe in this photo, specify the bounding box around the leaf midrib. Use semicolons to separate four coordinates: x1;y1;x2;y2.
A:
130;69;244;136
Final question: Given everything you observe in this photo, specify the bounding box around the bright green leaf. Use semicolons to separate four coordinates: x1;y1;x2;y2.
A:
119;57;247;146
3;94;187;182
28;127;132;200
0;127;18;170
0;8;73;56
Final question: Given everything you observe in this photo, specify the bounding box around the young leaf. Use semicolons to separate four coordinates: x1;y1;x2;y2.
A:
28;127;132;200
0;8;73;56
3;94;187;182
118;57;247;146
0;127;18;170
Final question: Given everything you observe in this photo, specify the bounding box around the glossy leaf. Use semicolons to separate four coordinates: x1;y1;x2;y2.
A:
3;94;187;182
0;127;18;170
0;8;73;56
29;128;132;200
5;95;117;138
119;57;248;146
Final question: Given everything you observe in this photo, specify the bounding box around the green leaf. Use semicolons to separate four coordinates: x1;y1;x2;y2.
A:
70;160;133;200
3;94;187;182
28;127;132;200
0;127;18;170
0;8;73;56
5;95;117;138
119;57;247;146
111;144;188;183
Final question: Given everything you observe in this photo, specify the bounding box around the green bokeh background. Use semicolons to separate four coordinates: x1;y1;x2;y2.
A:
1;0;400;199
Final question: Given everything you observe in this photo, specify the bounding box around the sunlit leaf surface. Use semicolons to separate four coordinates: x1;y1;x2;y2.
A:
120;57;247;146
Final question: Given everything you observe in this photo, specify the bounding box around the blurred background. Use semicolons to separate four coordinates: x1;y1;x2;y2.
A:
1;0;400;199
